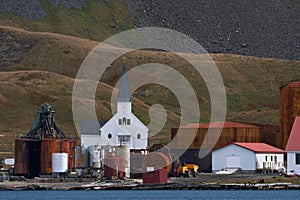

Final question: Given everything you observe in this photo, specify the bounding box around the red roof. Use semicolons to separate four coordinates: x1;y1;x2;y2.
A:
285;117;300;151
179;121;258;129
285;81;300;88
233;142;284;153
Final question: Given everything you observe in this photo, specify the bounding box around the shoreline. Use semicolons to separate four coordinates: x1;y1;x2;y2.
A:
1;175;300;191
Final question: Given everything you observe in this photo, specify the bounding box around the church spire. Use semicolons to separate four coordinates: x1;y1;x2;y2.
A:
118;63;131;102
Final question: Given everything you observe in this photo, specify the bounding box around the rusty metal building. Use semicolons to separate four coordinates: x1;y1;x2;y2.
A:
170;121;262;172
280;81;300;150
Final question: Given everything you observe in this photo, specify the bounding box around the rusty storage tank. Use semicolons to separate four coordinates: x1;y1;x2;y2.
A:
40;138;58;174
14;138;41;178
170;121;261;172
104;155;125;179
280;81;300;150
58;139;77;171
142;152;171;174
14;138;29;175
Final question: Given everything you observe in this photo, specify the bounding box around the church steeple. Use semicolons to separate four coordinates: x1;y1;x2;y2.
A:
118;63;131;102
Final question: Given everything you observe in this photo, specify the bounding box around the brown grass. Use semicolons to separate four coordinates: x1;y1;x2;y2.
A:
0;26;300;157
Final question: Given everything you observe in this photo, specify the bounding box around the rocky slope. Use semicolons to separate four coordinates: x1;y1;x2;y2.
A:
124;0;300;60
0;0;298;60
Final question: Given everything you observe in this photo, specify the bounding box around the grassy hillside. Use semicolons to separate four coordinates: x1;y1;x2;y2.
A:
0;26;300;158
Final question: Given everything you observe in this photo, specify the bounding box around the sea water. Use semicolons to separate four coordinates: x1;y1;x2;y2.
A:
0;190;299;200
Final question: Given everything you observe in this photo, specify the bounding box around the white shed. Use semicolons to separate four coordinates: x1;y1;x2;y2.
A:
286;117;300;175
212;142;284;172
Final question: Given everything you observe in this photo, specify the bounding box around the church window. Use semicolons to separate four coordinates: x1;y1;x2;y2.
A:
137;133;141;139
119;117;131;125
108;133;112;139
118;135;131;145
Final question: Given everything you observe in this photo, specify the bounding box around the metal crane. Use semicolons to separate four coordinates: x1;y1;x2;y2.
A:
27;103;65;139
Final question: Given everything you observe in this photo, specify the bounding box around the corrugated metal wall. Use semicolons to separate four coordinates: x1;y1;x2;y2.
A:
171;126;261;150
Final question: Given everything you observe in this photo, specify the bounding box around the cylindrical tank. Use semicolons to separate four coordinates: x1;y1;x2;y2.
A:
142;152;172;173
40;138;58;174
89;145;102;168
74;146;89;168
116;146;130;178
14;138;29;175
280;81;300;149
104;155;124;179
52;153;68;173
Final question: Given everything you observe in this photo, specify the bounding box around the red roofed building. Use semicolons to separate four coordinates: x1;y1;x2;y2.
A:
286;117;300;175
171;121;262;172
212;143;284;172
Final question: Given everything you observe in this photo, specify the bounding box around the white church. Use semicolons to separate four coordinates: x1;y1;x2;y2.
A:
81;64;148;149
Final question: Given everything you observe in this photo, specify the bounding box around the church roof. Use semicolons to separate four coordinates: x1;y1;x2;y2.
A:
118;64;131;102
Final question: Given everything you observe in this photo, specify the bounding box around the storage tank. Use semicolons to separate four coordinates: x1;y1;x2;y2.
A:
104;155;124;179
14;138;29;175
89;145;102;168
52;153;68;173
280;81;300;149
74;146;89;168
40;138;58;174
142;152;172;173
116;146;130;178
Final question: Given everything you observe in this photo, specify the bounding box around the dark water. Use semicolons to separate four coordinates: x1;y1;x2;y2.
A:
0;190;299;200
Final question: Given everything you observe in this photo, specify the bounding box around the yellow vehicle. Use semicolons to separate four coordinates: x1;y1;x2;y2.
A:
177;163;199;177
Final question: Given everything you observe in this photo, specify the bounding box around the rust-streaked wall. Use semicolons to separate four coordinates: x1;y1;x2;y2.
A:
14;138;29;175
280;81;300;150
14;138;41;178
40;138;58;174
171;126;261;150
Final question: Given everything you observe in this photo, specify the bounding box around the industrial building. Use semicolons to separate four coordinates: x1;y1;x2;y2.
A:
212;142;284;172
171;121;262;172
14;104;78;178
280;81;300;149
285;117;300;175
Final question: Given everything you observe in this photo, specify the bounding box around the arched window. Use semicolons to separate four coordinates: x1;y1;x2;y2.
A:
119;117;131;125
108;133;112;139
